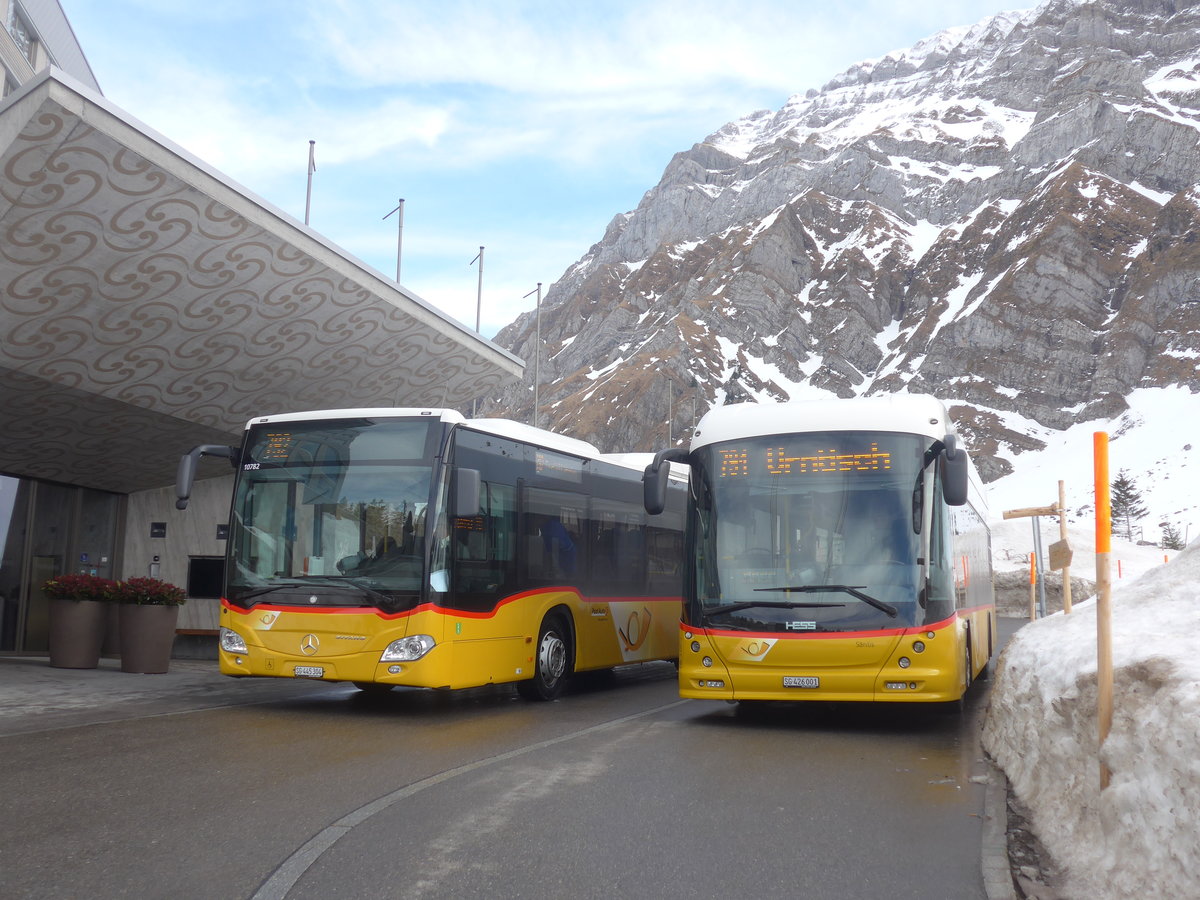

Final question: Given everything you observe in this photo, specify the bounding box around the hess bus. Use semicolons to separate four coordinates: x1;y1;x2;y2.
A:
643;394;994;706
176;409;685;700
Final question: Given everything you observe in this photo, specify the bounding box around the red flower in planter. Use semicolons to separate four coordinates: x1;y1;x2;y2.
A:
42;574;117;601
107;577;187;606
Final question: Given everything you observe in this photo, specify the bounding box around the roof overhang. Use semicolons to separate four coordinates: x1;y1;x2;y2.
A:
0;69;523;494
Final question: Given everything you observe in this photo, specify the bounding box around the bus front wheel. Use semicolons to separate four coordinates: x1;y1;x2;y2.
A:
518;615;572;701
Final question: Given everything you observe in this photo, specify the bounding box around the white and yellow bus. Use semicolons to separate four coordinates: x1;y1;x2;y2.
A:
643;395;993;707
177;409;685;700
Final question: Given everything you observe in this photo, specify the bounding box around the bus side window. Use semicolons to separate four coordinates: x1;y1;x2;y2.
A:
647;525;683;594
523;487;585;584
925;468;956;619
590;494;646;594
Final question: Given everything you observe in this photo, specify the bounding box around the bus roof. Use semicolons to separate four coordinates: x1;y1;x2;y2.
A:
243;408;466;430
690;395;955;450
463;417;602;460
241;407;622;469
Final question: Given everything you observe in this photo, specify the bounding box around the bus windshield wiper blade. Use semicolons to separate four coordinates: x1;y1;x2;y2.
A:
753;584;898;618
702;600;844;620
238;583;305;600
238;579;393;605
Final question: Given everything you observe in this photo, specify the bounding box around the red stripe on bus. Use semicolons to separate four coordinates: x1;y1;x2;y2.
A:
683;613;960;641
682;603;993;641
223;590;681;621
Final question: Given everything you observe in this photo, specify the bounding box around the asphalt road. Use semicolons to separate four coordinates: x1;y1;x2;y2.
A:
1;630;1014;900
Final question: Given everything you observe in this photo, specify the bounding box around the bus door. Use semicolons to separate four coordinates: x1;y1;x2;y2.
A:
435;476;523;685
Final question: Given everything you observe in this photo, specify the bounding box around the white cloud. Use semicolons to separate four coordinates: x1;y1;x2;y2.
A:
87;0;1033;183
311;0;1017;97
65;0;1032;339
100;61;452;184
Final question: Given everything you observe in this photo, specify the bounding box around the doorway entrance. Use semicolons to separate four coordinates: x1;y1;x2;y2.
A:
0;476;124;652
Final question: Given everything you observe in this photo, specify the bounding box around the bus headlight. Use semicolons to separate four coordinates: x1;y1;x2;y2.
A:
220;627;248;655
381;635;435;662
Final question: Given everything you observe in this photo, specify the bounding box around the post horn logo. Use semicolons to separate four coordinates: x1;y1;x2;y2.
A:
619;608;652;652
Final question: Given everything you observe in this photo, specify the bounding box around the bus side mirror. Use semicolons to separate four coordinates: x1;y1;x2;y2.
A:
450;467;481;518
939;435;969;507
175;444;239;510
643;449;688;516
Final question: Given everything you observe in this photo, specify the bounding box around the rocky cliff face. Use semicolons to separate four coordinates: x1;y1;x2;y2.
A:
483;0;1200;480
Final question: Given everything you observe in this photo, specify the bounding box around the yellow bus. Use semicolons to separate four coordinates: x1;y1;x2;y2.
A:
643;395;994;707
176;409;685;700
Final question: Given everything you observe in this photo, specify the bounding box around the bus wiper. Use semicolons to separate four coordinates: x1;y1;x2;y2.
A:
239;576;353;597
753;584;898;618
238;579;394;606
702;600;845;620
239;583;307;600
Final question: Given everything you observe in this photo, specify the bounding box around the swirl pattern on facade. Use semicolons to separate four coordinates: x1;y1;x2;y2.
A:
0;78;520;493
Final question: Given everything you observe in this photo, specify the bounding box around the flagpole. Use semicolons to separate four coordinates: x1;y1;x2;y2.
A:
305;140;316;226
524;283;542;428
383;199;405;282
469;247;485;416
471;246;484;333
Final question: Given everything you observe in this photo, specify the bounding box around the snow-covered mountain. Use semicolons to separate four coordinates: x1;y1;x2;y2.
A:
484;0;1199;531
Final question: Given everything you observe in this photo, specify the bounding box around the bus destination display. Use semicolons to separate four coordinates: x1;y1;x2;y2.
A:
260;432;296;462
718;442;893;478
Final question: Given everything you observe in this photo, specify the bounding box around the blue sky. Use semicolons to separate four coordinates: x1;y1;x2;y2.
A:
59;0;1030;338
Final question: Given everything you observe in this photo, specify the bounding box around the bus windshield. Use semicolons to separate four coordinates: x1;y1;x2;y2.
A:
690;431;929;633
226;417;441;612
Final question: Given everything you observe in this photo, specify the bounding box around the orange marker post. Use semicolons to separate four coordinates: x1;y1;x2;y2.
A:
1094;432;1113;790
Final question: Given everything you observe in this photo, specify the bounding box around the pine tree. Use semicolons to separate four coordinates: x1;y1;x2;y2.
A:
1161;522;1185;551
1110;469;1148;540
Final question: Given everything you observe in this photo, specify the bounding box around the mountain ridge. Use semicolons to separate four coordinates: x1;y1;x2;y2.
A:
483;0;1200;485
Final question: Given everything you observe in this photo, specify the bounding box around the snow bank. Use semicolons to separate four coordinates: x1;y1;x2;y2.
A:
982;539;1200;899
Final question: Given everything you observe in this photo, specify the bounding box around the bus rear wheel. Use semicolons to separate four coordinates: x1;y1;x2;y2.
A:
518;615;572;701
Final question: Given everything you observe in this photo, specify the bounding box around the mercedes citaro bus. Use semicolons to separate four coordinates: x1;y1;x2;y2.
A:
177;408;685;700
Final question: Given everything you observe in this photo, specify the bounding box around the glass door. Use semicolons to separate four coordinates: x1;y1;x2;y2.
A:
23;482;74;652
0;476;29;651
0;477;123;652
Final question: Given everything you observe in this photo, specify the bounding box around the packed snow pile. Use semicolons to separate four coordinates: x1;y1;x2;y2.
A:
982;538;1200;899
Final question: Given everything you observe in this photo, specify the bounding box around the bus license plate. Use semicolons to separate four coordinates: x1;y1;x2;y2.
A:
294;665;325;678
783;676;819;689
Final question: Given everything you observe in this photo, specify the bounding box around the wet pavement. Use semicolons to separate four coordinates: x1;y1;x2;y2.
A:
0;651;1018;900
0;653;349;738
